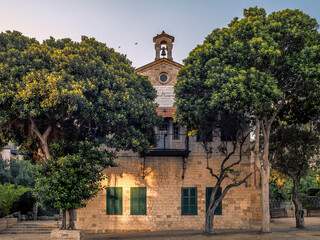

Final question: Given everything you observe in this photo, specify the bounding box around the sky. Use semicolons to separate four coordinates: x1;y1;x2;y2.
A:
1;0;320;68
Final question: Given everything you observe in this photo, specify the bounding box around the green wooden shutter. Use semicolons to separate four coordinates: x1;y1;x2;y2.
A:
181;188;197;215
206;187;222;215
131;187;146;215
182;188;189;215
106;187;122;215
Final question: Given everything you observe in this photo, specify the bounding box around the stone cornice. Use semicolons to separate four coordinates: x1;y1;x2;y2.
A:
135;58;184;73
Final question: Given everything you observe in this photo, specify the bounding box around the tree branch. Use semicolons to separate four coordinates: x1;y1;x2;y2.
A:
29;117;52;161
224;131;250;172
221;142;236;171
206;166;219;180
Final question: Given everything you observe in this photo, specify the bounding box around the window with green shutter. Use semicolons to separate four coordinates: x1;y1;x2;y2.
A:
106;187;122;215
130;187;146;215
181;187;197;215
206;187;222;215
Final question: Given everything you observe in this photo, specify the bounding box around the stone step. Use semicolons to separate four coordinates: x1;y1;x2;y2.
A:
4;227;56;231
1;230;52;234
0;220;60;235
12;225;58;228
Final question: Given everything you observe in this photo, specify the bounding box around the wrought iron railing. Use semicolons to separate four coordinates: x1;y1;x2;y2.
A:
269;199;292;210
154;134;189;150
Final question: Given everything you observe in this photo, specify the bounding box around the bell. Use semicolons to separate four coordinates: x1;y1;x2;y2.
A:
161;47;166;57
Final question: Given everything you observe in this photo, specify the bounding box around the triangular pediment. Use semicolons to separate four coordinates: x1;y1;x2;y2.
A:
135;58;183;74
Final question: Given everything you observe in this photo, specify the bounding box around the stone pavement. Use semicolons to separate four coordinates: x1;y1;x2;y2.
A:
0;217;320;240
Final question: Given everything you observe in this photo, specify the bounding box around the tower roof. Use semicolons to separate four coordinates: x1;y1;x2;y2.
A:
153;31;174;43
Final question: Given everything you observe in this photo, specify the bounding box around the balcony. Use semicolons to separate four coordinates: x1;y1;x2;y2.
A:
141;133;190;158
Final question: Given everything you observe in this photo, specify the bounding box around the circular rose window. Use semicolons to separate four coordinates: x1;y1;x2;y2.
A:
159;73;169;83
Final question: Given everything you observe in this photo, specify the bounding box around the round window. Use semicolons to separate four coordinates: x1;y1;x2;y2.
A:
159;73;168;83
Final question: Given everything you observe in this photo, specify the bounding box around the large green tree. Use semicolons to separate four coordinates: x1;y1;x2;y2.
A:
175;7;320;233
0;31;159;160
270;123;320;228
34;142;115;229
0;31;160;229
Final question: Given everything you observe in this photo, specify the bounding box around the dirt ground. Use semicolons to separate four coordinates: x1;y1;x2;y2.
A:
0;217;320;240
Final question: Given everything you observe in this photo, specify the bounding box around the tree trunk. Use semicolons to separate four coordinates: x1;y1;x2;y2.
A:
259;120;271;233
205;210;215;234
291;177;304;228
29;118;52;161
260;168;271;233
68;209;76;230
61;210;67;230
32;202;38;220
41;139;51;161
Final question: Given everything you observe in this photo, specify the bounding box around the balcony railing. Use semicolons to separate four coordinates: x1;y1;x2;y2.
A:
142;134;190;157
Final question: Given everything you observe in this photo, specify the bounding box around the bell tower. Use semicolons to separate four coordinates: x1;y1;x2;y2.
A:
153;31;174;61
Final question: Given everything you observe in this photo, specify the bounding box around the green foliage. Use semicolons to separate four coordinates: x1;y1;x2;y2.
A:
0;31;160;161
0;156;35;188
270;124;320;179
0;183;29;217
269;170;293;200
299;169;320;193
270;169;320;200
33;142;115;210
175;7;320;132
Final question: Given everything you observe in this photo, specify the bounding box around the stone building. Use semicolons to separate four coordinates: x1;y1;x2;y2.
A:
76;31;262;233
1;142;23;161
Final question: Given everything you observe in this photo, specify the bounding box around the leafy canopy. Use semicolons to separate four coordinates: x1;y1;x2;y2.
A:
175;7;320;130
0;31;160;160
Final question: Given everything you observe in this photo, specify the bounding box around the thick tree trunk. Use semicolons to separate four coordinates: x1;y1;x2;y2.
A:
61;210;67;230
205;211;215;234
68;209;76;230
260;168;270;233
259;119;272;233
260;132;271;233
41;139;51;161
29;118;52;161
291;177;304;228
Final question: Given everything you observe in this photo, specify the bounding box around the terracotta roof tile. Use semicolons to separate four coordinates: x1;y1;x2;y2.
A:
156;107;176;118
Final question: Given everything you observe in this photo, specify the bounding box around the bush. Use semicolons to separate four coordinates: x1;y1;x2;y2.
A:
0;183;29;217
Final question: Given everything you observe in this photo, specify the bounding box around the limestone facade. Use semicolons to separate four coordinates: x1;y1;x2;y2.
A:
76;32;262;233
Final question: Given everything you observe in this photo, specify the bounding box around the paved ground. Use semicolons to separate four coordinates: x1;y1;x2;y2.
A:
0;217;320;240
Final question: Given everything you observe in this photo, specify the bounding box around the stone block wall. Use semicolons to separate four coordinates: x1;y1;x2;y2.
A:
77;149;262;233
0;218;17;232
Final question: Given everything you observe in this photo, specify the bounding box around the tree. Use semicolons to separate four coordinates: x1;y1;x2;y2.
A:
0;156;35;188
198;111;254;233
0;31;160;229
175;7;320;232
270;124;320;228
34;142;114;229
0;31;159;160
0;183;29;217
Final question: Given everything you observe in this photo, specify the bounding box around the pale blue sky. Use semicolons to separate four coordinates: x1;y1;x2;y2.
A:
1;0;320;67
